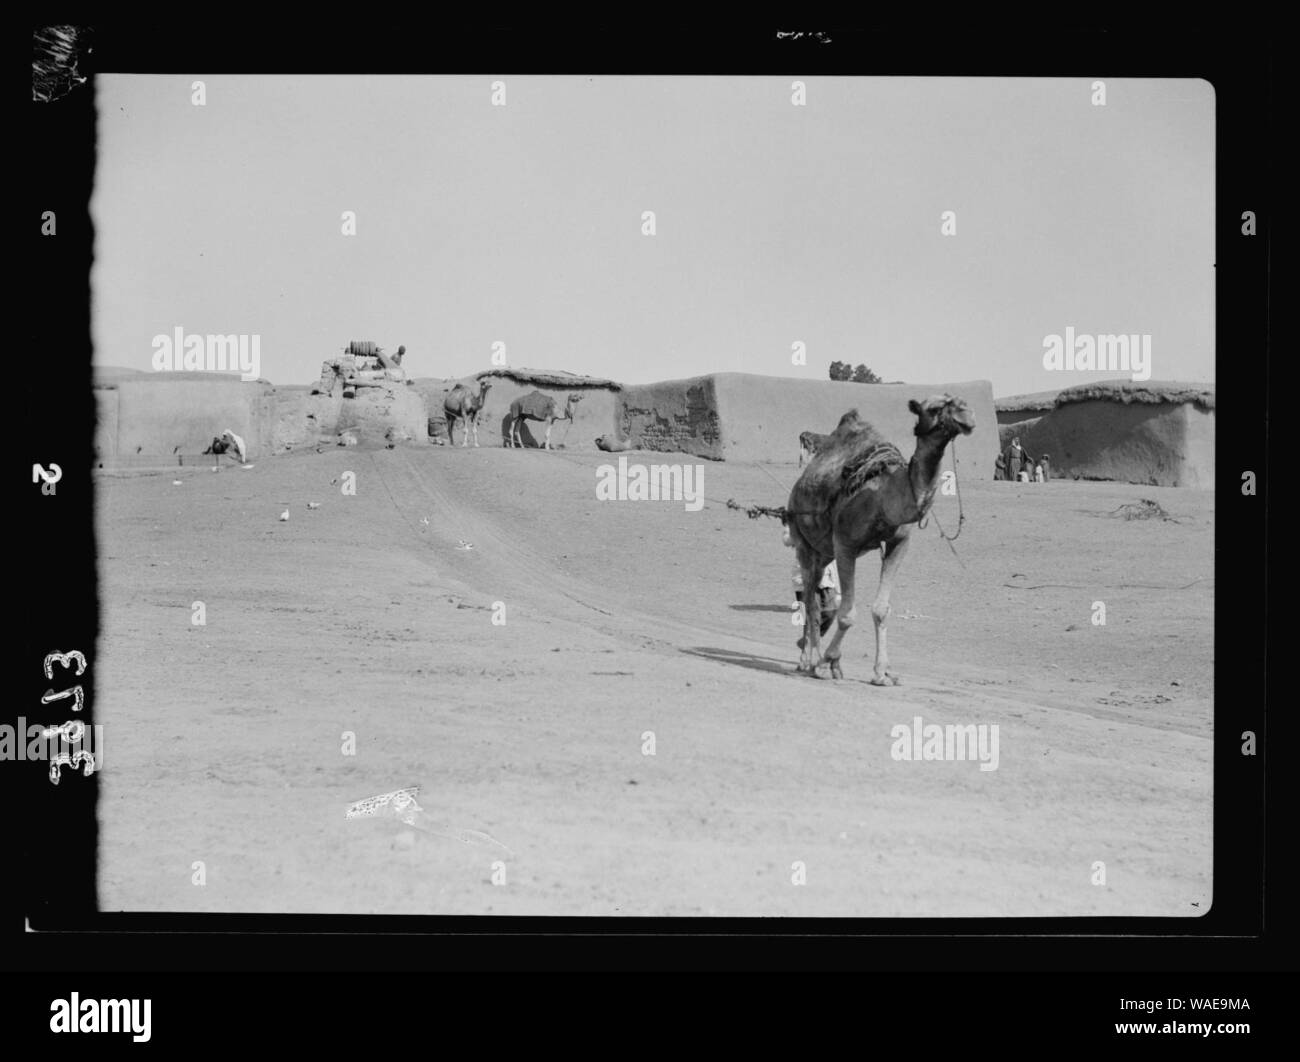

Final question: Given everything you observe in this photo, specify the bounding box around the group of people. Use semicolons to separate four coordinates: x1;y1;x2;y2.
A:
995;436;1050;483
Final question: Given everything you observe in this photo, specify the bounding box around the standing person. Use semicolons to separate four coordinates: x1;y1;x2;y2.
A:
782;520;841;643
994;452;1007;481
1040;453;1051;482
1005;436;1028;481
1034;462;1044;483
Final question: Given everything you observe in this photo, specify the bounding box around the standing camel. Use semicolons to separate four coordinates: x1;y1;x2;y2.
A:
785;395;975;683
507;391;583;450
443;379;493;447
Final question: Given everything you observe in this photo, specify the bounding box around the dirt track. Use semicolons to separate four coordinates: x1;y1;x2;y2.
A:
95;445;1213;916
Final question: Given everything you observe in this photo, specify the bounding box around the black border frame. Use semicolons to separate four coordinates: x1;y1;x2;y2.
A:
17;22;1275;977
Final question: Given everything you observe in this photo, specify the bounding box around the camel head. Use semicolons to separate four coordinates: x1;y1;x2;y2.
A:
909;394;975;438
564;393;584;416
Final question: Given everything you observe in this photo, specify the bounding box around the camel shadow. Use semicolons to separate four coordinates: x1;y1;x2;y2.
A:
729;604;793;614
497;412;540;449
681;646;795;676
683;644;881;686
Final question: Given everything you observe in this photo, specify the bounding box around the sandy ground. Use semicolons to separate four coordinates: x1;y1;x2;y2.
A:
95;443;1213;916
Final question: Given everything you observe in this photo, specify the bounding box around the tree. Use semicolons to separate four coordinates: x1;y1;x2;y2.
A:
828;361;852;381
851;364;882;384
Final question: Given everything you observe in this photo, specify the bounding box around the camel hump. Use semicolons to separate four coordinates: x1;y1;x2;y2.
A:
515;390;556;418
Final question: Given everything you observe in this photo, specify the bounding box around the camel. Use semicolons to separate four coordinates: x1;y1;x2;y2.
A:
443;379;493;447
785;395;975;683
798;429;834;467
507;391;583;450
595;433;632;453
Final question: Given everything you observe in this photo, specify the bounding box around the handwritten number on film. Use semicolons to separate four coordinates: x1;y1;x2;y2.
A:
43;650;94;784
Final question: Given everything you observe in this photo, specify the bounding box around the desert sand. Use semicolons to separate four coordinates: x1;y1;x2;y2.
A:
95;444;1212;917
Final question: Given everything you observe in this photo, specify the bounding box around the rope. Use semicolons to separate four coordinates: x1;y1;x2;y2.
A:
726;498;790;520
922;435;967;565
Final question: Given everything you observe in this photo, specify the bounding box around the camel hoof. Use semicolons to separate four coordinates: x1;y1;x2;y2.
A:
829;661;843;680
870;673;902;687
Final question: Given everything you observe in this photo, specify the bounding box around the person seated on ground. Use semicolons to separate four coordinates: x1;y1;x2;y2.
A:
219;428;247;464
1034;462;1045;483
782;520;841;643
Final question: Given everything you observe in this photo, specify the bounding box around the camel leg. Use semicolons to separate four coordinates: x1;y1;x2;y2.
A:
790;543;821;675
820;544;857;680
796;550;825;675
870;537;909;686
471;415;479;447
544;420;553;451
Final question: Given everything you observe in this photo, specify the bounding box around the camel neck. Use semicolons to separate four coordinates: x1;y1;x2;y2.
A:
908;432;950;515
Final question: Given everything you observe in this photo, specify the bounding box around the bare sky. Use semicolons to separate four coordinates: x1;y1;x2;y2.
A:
91;75;1214;395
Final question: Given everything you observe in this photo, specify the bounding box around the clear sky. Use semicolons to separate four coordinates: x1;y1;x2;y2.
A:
91;75;1214;395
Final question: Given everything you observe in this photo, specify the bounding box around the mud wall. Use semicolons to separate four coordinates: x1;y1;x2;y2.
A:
109;374;267;459
712;374;999;478
618;376;723;460
1179;406;1215;490
997;408;1052;427
95;373;428;464
998;417;1044;451
1013;400;1214;488
93;386;119;460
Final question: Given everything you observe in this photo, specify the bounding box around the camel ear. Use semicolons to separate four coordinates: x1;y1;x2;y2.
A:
908;399;922;415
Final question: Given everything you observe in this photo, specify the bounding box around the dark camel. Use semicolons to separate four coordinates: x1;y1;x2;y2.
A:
785;395;974;683
507;392;583;450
